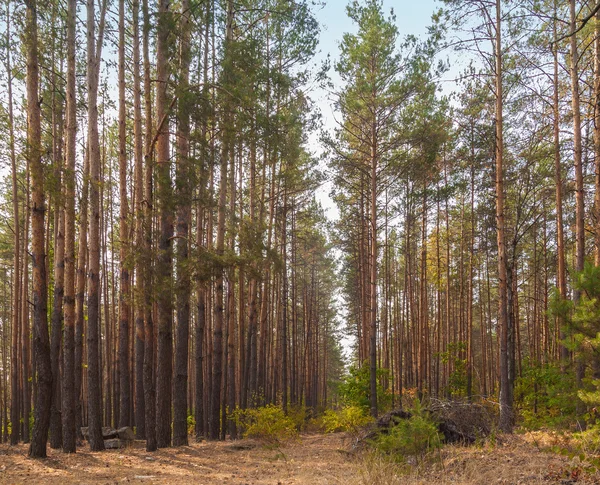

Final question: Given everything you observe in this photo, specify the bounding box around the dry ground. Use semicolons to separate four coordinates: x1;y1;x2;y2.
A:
1;431;599;484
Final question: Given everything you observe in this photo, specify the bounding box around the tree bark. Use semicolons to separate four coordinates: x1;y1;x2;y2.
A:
132;0;146;440
173;0;192;447
495;0;512;433
155;0;174;449
6;1;21;446
27;0;52;458
61;0;77;453
86;0;107;452
118;0;131;429
142;0;156;453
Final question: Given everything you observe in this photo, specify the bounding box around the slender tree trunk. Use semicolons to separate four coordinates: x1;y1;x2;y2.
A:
210;0;234;439
132;0;146;440
49;14;65;446
86;0;107;452
75;152;90;440
495;0;512;433
155;0;174;449
173;0;192;447
6;1;21;446
61;0;77;453
142;0;156;452
594;6;600;267
552;3;569;363
27;0;52;458
118;0;131;429
570;0;585;288
369;118;378;418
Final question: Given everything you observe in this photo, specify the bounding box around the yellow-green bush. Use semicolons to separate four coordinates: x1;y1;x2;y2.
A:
287;404;309;431
232;405;298;444
322;405;373;433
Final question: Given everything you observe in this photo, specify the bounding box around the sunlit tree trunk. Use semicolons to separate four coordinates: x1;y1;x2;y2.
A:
27;0;52;458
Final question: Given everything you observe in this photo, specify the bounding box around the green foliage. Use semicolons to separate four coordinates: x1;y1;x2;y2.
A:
231;405;298;445
321;405;373;433
549;263;600;425
371;400;442;464
187;413;196;435
438;342;467;397
338;364;392;413
515;361;577;430
286;405;309;432
553;263;600;357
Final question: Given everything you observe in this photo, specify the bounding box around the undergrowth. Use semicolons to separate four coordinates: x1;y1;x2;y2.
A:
231;404;298;445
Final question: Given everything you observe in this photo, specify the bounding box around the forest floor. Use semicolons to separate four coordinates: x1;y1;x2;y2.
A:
1;430;600;484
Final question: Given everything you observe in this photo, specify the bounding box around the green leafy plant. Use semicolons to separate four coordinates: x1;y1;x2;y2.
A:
187;413;196;435
438;342;468;397
322;405;373;433
515;360;577;430
231;405;298;445
286;404;310;431
371;400;442;464
338;363;392;413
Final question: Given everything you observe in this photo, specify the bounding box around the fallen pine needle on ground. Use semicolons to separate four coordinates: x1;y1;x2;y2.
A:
1;431;599;484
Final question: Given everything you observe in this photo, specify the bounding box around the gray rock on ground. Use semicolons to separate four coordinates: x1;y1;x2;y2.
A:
104;438;126;449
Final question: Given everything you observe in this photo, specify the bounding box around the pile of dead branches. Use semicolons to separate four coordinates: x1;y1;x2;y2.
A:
352;398;496;451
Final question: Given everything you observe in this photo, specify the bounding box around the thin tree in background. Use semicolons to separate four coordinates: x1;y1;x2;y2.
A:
86;0;108;452
6;0;21;447
118;0;131;429
62;0;78;453
132;0;146;440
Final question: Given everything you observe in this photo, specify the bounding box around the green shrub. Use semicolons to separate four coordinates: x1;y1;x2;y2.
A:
286;404;309;431
187;413;196;435
322;405;373;433
231;404;298;444
437;342;468;397
338;363;392;414
371;400;442;464
515;361;577;430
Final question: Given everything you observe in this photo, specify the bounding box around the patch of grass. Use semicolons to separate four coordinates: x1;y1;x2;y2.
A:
350;451;407;485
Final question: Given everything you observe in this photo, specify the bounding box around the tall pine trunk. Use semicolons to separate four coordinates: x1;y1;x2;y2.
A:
86;0;107;452
155;0;174;449
173;0;192;447
61;0;77;453
495;0;512;433
27;0;52;458
118;0;131;429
